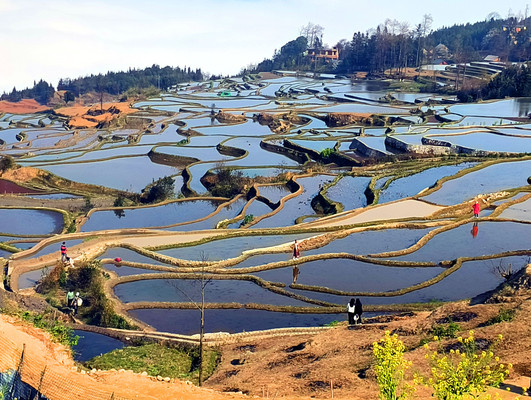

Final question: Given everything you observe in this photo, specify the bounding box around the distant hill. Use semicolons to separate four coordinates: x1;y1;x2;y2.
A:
0;64;203;105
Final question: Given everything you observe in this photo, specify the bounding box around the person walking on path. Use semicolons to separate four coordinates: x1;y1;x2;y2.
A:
473;200;480;218
60;242;68;263
66;290;75;308
72;292;82;315
354;298;363;324
292;240;300;259
347;298;356;325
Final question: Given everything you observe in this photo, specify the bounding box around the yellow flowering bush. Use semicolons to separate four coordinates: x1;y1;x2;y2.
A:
419;331;511;400
373;331;414;400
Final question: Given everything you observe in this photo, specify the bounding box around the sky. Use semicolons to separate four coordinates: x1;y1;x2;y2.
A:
0;0;530;93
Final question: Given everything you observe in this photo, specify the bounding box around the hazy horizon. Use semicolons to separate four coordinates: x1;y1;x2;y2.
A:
1;0;529;93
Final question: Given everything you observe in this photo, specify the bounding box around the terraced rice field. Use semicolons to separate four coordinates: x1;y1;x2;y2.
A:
3;74;531;340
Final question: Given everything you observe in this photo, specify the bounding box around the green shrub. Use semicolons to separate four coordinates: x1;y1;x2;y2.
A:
140;176;175;203
484;308;516;326
0;156;15;172
430;322;460;339
319;147;338;162
67;260;135;329
209;167;248;198
240;214;254;227
36;264;65;294
66;220;77;233
113;194;126;207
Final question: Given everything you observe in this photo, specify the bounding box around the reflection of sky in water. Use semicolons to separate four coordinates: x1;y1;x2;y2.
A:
256;259;443;292
450;98;531;118
379;163;476;204
312;103;410;114
353;136;392;154
326;176;370;211
391;222;531;263
21;239;84;259
308;227;434;257
158;233;314;261
290;139;337;152
35;156;181;192
73;330;124;362
18;268;49;289
287;255;527;306
130;308;341;335
422;160;531;205
257;184;291;203
427;132;531;153
0;209;63;235
116;278;309;306
82;200;221;231
499;198;531;221
253;175;333;228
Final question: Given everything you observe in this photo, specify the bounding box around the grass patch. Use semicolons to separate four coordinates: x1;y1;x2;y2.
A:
85;343;219;383
388;80;424;92
82;235;99;243
20;310;79;348
484;308;516;326
430;321;461;339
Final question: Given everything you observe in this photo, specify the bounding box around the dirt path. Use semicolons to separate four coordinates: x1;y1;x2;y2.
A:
3;276;531;400
0;314;254;400
302;199;443;228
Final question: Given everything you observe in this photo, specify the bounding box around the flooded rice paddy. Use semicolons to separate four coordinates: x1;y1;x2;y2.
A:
3;74;531;336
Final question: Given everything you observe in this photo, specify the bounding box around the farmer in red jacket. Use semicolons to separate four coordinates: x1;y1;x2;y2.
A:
472;200;480;218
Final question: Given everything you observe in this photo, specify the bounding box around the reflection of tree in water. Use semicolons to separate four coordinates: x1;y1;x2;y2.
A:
113;209;125;218
516;98;531;117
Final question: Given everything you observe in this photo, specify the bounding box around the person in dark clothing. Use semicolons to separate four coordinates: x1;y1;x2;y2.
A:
72;292;82;315
292;240;300;259
347;298;356;325
354;298;363;324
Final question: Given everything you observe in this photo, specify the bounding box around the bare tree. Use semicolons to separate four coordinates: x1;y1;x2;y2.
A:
486;11;501;20
416;14;433;69
300;22;324;48
168;253;212;386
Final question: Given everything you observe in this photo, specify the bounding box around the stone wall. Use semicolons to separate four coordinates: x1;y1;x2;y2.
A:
385;136;452;156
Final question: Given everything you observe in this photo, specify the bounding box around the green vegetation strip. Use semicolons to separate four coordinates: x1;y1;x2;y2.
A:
85;343;218;384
